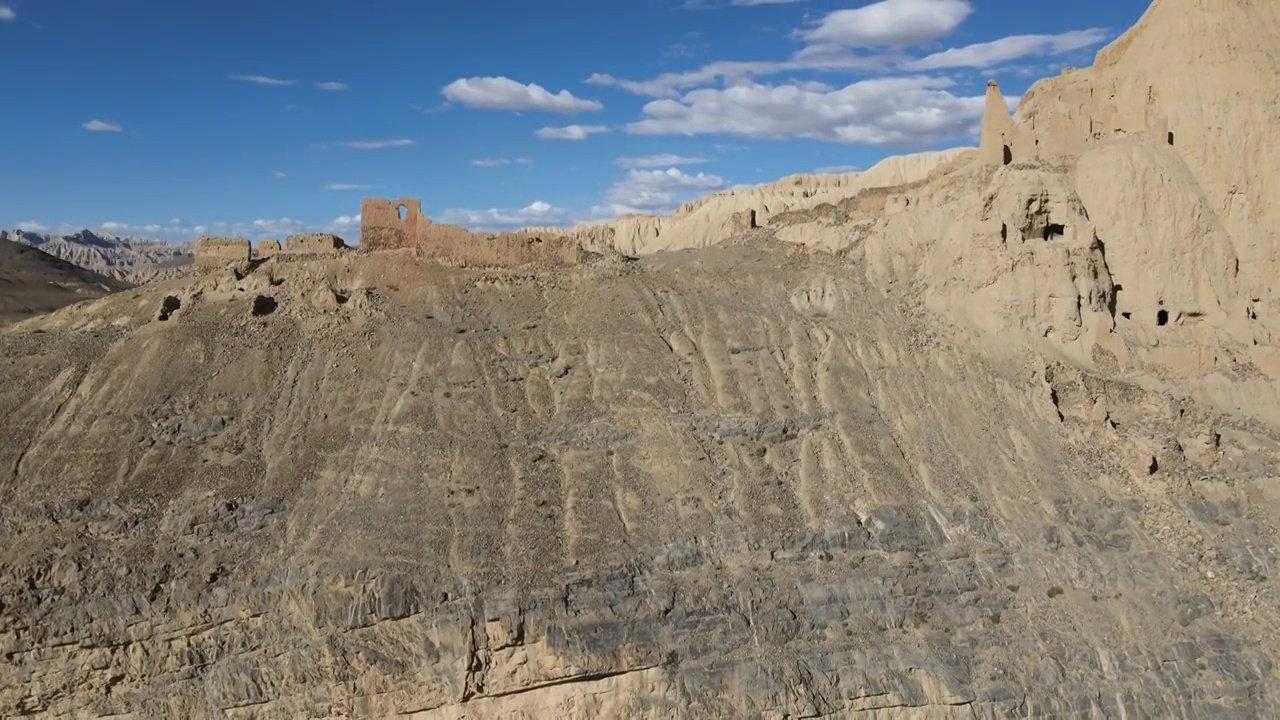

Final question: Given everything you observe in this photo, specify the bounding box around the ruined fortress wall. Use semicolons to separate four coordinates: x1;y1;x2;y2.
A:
356;197;584;266
360;198;429;251
194;236;251;268
730;209;759;233
257;240;281;259
418;224;583;267
285;233;346;254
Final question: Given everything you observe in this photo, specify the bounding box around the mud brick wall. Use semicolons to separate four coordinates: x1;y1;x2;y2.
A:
285;233;346;253
195;236;251;268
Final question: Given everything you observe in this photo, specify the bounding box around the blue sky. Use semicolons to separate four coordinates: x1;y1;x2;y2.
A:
0;0;1148;240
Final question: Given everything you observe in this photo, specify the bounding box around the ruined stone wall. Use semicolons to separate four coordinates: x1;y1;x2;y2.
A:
419;224;585;267
256;240;281;259
360;198;430;251
729;209;758;233
285;233;346;254
194;236;251;270
356;197;584;266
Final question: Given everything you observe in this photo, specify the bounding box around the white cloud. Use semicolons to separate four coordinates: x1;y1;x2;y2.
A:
325;183;373;191
274;171;288;178
316;81;348;90
731;0;803;4
342;139;414;150
596;168;728;217
0;7;14;20
229;74;296;86
534;124;609;140
586;51;891;99
439;200;574;231
472;157;533;167
82;119;122;132
51;216;366;242
16;221;47;232
248;219;307;235
441;76;603;113
798;0;972;48
616;154;708;169
904;29;1110;70
625;76;987;146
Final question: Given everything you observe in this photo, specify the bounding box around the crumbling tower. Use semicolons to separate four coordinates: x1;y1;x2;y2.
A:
980;80;1018;166
359;197;431;251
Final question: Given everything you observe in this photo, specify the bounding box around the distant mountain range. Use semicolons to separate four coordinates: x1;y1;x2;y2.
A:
0;228;194;285
0;240;131;323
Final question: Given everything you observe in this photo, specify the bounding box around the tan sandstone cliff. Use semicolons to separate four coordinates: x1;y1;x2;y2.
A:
527;149;973;255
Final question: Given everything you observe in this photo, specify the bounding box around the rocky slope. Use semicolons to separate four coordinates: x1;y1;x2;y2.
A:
0;240;130;323
3;240;1279;718
1;228;194;285
3;0;1280;717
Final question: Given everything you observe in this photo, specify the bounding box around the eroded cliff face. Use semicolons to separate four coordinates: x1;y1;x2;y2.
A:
2;248;1280;718
1013;0;1280;307
7;1;1280;716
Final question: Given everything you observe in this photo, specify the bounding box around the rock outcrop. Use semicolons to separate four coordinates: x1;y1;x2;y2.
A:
1012;0;1280;307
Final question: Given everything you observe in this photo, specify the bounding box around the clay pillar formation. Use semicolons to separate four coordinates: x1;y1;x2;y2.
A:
980;80;1018;166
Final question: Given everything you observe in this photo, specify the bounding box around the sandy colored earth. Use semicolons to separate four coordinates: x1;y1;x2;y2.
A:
3;0;1280;717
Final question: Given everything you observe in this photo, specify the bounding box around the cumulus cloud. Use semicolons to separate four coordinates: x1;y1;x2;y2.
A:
325;183;374;191
441;77;603;113
439;200;574;231
342;139;414;150
591;0;1107;105
316;81;348;90
16;221;48;232
798;0;973;48
625;76;987;146
535;124;609;140
82;119;122;132
333;214;361;228
596;168;728;216
273;171;287;178
229;74;296;86
0;7;14;20
249;219;307;235
616;154;708;169
903;29;1110;70
586;44;904;99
